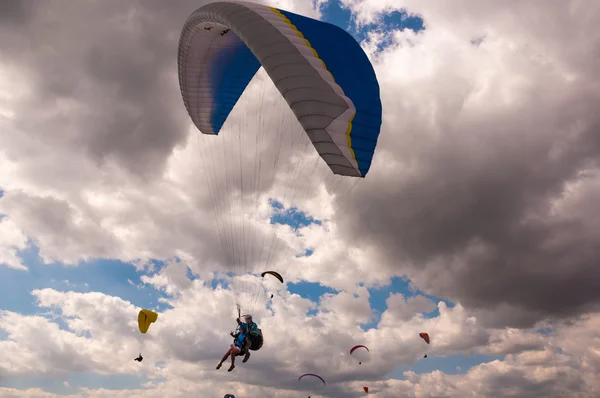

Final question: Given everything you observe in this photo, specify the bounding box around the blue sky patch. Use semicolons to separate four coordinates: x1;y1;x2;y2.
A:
210;275;231;290
288;281;338;302
44;315;73;334
186;265;199;281
361;277;454;330
296;248;314;258
320;0;424;52
306;308;318;317
269;199;322;231
0;244;170;316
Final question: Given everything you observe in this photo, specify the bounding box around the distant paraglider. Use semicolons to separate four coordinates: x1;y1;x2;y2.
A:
262;271;284;300
135;309;158;362
299;373;326;397
350;344;370;365
363;386;369;393
261;271;284;283
419;332;430;358
298;373;326;385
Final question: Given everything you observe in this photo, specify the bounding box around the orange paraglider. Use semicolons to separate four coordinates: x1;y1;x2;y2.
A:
419;332;430;358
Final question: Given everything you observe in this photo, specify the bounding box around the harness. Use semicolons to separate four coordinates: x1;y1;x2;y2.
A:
235;307;263;351
248;329;263;351
234;317;264;351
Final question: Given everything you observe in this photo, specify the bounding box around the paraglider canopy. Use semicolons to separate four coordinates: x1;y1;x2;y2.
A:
298;373;326;385
350;344;370;364
178;1;383;178
299;373;326;396
138;309;158;334
261;271;284;283
298;373;326;398
177;0;382;314
298;373;327;386
363;386;369;393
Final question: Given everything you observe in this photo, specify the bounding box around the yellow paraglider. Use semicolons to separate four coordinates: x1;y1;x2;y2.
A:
138;309;158;334
135;309;158;362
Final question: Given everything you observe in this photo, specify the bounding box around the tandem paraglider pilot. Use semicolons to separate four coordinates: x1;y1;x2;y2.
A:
216;314;264;372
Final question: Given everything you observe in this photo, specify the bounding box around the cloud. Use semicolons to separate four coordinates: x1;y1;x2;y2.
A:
335;0;600;327
1;0;599;397
0;0;366;285
383;293;437;321
0;218;28;270
1;286;600;397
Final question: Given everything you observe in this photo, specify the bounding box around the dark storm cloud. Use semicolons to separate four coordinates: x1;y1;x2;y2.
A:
0;0;327;201
0;0;31;25
337;16;600;326
0;0;204;177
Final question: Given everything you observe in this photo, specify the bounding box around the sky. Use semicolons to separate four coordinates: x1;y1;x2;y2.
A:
1;0;600;397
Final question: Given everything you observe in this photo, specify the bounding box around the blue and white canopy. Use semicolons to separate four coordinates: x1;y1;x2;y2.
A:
178;1;382;177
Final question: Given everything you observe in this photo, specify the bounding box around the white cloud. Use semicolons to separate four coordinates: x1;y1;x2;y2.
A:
1;286;600;396
383;293;437;321
1;0;599;396
0;218;28;270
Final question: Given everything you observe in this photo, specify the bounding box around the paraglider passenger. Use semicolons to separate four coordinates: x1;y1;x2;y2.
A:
216;329;246;372
239;315;259;363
